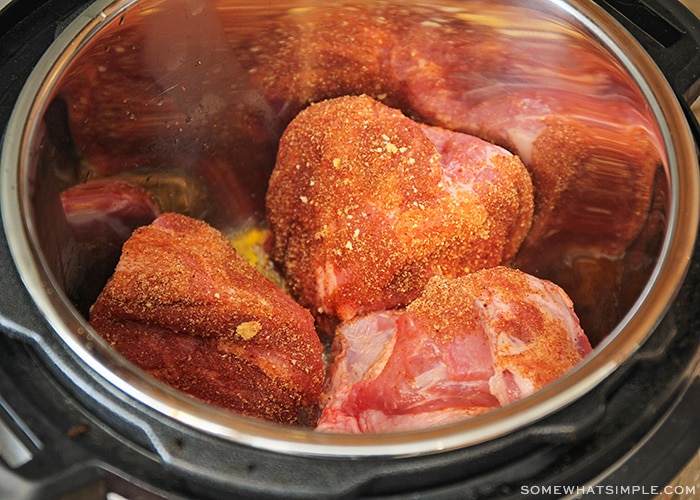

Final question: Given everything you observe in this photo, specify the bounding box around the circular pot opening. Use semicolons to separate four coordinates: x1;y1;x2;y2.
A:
1;0;698;456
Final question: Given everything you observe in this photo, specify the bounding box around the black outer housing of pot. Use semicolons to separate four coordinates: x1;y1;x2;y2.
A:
0;1;699;498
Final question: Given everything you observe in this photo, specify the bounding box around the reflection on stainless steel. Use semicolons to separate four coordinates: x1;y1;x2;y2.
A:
1;0;698;456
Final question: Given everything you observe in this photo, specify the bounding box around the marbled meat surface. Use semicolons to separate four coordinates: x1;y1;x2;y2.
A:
316;266;592;434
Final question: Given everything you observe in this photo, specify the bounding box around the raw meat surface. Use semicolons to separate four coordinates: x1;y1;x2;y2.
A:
388;7;661;258
61;179;161;246
89;213;325;426
266;95;533;323
59;1;661;259
316;266;592;434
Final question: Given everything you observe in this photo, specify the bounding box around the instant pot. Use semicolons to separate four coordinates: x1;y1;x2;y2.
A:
1;0;699;498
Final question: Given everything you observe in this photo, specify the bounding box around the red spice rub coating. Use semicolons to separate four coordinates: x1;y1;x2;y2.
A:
266;95;533;323
407;267;592;398
89;213;324;426
316;267;592;434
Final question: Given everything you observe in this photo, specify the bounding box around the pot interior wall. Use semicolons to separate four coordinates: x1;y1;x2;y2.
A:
6;0;691;453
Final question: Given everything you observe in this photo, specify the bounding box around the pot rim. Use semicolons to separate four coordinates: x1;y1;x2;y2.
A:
1;0;698;457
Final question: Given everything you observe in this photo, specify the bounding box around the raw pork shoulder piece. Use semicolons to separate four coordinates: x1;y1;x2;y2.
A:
387;5;661;259
316;266;592;434
60;179;161;246
89;213;325;426
266;95;533;323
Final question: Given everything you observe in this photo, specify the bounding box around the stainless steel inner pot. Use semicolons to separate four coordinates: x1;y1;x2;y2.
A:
1;0;698;457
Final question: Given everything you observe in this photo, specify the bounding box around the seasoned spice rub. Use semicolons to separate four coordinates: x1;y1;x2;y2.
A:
89;213;325;425
317;267;592;434
266;95;533;324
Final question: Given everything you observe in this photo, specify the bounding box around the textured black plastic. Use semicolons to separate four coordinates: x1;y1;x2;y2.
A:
594;0;700;101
